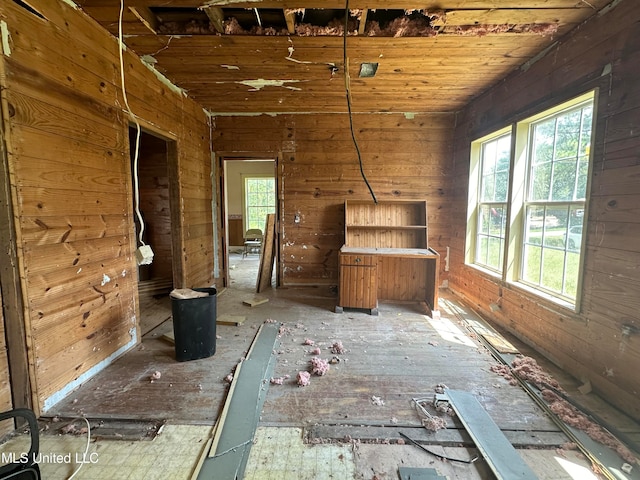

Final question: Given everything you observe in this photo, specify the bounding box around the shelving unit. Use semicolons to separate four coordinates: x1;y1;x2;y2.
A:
344;200;429;249
337;200;439;315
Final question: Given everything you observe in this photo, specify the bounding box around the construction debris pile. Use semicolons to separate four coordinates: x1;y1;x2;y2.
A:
491;355;638;465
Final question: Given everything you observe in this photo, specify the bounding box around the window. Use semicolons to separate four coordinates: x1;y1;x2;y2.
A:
475;133;511;273
521;101;592;299
244;176;276;231
467;91;595;309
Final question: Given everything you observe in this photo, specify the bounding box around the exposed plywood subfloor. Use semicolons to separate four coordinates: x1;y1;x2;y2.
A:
49;254;640;478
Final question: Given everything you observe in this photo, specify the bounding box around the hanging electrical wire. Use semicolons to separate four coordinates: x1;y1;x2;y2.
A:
343;1;377;204
119;0;153;265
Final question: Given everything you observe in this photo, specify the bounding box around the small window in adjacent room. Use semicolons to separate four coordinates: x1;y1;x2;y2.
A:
467;90;595;310
244;176;276;231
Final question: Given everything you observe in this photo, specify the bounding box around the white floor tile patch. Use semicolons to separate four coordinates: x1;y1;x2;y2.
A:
244;427;356;480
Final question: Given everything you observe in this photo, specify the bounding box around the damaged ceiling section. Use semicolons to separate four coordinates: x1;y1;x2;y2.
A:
152;7;560;37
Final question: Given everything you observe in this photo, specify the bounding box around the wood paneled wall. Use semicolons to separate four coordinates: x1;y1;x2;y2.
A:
449;0;640;419
0;288;13;434
213;113;454;285
0;0;214;413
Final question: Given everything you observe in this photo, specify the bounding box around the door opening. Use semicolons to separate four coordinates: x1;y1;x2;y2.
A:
223;158;277;291
129;127;177;334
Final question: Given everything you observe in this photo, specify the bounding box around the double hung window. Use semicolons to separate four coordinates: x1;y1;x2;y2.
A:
467;91;595;309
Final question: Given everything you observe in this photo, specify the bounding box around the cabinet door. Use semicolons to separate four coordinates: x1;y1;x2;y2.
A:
339;255;377;309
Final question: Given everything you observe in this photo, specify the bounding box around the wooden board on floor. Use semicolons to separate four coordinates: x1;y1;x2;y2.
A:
242;296;269;307
217;314;246;326
256;213;275;293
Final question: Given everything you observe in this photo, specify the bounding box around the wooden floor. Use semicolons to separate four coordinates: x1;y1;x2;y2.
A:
48;253;640;477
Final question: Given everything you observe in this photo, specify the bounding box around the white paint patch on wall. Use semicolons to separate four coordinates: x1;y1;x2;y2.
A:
1;21;12;56
234;79;305;91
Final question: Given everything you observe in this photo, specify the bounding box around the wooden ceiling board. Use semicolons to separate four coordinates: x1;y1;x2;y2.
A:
73;0;616;113
76;0;610;8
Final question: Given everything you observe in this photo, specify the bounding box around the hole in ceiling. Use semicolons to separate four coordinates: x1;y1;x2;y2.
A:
148;7;557;38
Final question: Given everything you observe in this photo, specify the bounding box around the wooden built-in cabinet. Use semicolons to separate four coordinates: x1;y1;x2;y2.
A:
336;200;439;315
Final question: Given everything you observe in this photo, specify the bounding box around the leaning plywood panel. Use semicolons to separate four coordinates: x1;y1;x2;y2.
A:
0;0;214;414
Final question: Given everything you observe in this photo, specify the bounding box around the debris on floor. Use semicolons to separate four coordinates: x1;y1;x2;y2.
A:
149;371;161;382
303;338;315;345
270;375;290;385
297;371;311;386
331;341;346;354
541;389;638;464
217;314;246;326
310;357;330;376
242;295;269;307
371;395;385;406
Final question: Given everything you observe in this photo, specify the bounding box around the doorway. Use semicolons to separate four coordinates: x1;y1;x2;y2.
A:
223;158;277;291
129;127;178;334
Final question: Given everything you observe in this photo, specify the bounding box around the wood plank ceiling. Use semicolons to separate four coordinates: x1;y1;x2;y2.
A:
75;0;614;114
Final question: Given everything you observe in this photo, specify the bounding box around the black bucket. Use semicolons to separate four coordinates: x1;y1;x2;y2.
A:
170;287;217;362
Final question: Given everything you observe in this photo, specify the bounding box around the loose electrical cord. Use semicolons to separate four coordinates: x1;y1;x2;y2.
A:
118;0;147;247
67;417;92;480
343;1;377;204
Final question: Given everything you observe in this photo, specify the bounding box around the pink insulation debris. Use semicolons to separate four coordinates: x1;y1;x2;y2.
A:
223;374;234;383
270;375;290;385
542;389;637;464
511;356;561;390
490;364;518;386
310;357;330;376
303;338;315;345
452;23;558;37
278;325;293;337
422;416;447;432
297;371;311;386
310;347;322;355
331;341;346;354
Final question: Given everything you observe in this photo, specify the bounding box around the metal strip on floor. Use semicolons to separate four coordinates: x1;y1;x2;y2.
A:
444;389;539;480
441;296;640;480
195;322;280;480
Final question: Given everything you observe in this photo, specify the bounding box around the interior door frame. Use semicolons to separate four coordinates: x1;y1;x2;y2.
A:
218;152;280;289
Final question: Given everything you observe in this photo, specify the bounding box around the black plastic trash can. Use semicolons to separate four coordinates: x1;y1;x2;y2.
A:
171;287;217;362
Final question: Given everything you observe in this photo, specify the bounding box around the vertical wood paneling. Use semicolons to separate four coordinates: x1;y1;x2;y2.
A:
213;112;454;286
0;0;214;413
449;0;640;419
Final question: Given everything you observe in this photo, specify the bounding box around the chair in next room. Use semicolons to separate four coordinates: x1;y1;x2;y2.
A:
243;228;263;258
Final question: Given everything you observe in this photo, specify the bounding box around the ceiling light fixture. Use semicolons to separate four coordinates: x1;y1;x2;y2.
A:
359;62;379;77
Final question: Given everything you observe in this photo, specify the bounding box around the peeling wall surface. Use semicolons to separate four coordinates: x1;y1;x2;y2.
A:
449;0;640;420
0;0;214;413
